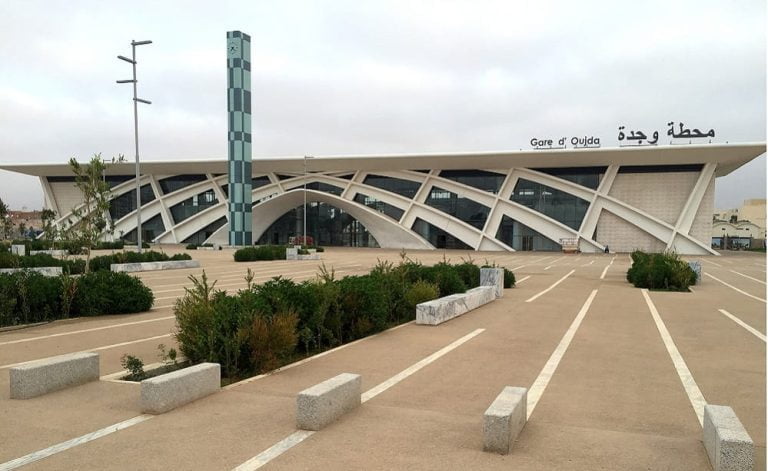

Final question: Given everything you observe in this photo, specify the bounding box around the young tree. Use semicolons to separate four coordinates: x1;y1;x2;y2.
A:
0;198;12;240
66;154;114;271
17;221;26;239
41;208;58;249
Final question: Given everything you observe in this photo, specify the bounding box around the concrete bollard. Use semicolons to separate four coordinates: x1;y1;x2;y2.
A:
483;386;528;455
286;247;298;260
416;286;495;325
296;373;361;431
140;363;221;414
703;405;754;471
10;352;100;399
480;267;505;298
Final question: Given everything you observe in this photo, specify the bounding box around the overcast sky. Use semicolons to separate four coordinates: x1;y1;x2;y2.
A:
0;0;765;210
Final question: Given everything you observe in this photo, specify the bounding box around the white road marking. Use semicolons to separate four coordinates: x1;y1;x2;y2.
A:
642;289;707;426
543;265;552;270
230;328;485;470
0;316;175;346
705;273;767;303
728;269;766;285
717;309;766;342
581;260;595;267
0;333;173;370
0;415;153;471
232;431;315;471
600;256;616;280
516;275;531;284
361;328;485;403
526;289;597;419
705;259;724;267
525;270;575;303
512;265;526;271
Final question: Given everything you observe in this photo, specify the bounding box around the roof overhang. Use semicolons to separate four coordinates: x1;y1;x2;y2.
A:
2;142;764;178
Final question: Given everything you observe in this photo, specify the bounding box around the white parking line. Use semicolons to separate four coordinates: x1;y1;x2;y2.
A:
516;275;531;284
581;260;595;267
0;415;153;470
525;270;575;303
527;289;597;419
705;273;766;304
642;289;707;426
728;269;766;285
600;256;616;280
0;334;173;370
717;309;766;342
705;259;724;267
230;328;485;470
0;316;175;346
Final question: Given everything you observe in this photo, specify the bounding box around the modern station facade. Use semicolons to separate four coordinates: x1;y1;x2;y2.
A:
3;143;764;255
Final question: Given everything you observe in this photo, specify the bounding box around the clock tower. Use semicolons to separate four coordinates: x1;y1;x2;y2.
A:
226;30;252;246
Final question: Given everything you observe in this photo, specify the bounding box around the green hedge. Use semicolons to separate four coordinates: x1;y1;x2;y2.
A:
175;258;515;380
0;253;85;274
626;250;696;291
234;246;287;261
89;251;191;272
0;271;154;327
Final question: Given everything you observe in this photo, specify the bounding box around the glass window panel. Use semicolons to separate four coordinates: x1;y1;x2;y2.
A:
495;215;561;251
252;175;271;189
120;214;166;243
362;174;421;199
170;189;219;224
108;184;155;221
182;216;227;245
424;185;489;229
510;179;589;230
158;175;207;194
531;167;606;190
411;217;472;250
304;182;344;196
353;192;404;221
438;170;505;194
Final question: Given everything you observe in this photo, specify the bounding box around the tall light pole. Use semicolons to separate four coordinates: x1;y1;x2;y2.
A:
117;39;152;253
303;155;314;246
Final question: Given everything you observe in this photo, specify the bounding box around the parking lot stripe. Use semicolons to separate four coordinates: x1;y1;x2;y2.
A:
599;256;616;280
582;260;595;267
642;289;706;426
0;334;173;370
705;259;724;267
230;328;485;470
728;269;766;285
0;415;153;471
704;273;767;303
0;316;175;346
717;309;766;342
527;289;597;419
516;275;531;284
525;270;575;303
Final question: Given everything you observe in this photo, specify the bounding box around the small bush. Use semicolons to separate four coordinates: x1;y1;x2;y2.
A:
185;243;198;250
121;354;146;381
0;253;85;274
234;246;286;261
249;310;299;373
404;280;439;308
626;250;696;291
74;271;154;315
503;268;516;288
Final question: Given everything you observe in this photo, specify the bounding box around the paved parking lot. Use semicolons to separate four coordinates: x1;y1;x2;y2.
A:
0;247;765;470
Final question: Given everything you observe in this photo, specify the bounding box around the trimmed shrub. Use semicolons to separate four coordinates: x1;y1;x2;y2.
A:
234;246;287;261
185;243;198;250
503;268;516;288
0;252;85;274
454;262;481;289
88;250;191;272
73;271;154;315
249;310;299;373
626;250;696;291
404;280;439;309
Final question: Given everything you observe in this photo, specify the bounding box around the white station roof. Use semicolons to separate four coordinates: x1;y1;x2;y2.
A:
2;142;764;178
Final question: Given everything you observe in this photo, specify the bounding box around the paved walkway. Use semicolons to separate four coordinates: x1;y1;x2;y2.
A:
0;248;764;469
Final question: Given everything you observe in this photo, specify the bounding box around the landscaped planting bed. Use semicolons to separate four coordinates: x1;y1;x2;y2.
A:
89;250;192;272
626;250;697;291
234;245;325;262
0;252;85;274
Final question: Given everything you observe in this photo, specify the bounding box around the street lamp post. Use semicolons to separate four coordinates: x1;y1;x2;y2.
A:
303;155;314;246
117;39;152;253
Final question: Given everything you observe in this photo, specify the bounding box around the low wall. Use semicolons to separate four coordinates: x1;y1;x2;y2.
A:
483;386;527;454
297;373;361;431
416;286;495;325
0;267;63;277
10;352;100;399
140;363;220;414
703;404;753;471
480;267;504;298
30;249;68;256
111;259;200;273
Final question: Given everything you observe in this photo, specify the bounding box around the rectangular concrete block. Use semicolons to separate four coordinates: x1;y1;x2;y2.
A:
110;259;200;273
286;248;298;260
480;267;504;298
483;386;527;455
140;363;220;414
0;267;63;277
297;373;361;431
10;352;99;399
30;249;68;256
703;404;754;471
688;261;702;285
11;244;25;256
416;285;496;325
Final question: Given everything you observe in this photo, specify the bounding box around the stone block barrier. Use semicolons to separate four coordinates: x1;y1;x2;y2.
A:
0;267;63;277
286;247;298;260
10;352;100;399
688;261;702;284
480;267;504;298
416;285;495;325
703;404;753;471
140;363;221;414
296;373;361;431
483;386;528;455
11;244;25;256
111;259;201;273
29;249;69;256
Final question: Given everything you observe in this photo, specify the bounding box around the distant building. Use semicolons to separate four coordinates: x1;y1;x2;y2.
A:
712;199;766;249
8;210;43;237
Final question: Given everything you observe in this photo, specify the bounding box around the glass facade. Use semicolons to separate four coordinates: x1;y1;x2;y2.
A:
159;174;207;194
438;170;505;193
424;186;490;229
252;175;271;189
303;182;344;196
257;202;379;247
353;192;404;221
362;174;421;199
182;216;227;245
510;178;589;230
170;189;219;224
495;215;561;251
121;214;166;243
108;184;155;221
412;218;472;250
531;167;606;190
